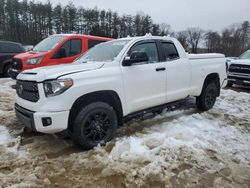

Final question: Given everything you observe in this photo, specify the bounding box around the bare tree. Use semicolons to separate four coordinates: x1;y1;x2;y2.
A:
160;23;171;36
176;31;189;51
204;31;221;53
240;21;250;50
186;27;204;53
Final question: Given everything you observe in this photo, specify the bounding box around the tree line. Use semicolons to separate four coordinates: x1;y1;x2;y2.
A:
176;22;250;56
0;0;249;56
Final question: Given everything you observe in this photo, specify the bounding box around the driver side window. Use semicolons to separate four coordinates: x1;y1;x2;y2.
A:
129;42;159;64
53;39;82;58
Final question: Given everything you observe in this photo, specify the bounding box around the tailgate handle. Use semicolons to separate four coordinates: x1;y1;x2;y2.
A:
156;67;166;72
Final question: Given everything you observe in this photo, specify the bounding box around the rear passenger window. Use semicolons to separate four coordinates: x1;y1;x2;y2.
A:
88;40;106;49
162;42;179;61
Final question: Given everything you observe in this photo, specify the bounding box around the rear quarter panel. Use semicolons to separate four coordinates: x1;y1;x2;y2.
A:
188;55;226;96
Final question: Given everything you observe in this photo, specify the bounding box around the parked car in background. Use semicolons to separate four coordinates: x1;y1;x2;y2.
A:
227;49;250;87
0;41;25;77
15;35;227;149
9;34;112;79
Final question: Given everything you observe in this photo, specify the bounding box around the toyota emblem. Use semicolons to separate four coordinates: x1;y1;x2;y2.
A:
18;84;23;95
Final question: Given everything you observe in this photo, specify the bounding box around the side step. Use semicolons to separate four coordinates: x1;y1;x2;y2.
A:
124;98;188;123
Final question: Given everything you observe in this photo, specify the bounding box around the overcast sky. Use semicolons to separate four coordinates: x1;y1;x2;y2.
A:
42;0;249;31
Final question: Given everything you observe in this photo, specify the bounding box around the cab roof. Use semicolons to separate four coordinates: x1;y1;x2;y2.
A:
50;34;112;40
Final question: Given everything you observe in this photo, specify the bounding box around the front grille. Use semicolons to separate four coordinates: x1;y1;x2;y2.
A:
229;64;250;74
12;58;23;70
16;80;39;102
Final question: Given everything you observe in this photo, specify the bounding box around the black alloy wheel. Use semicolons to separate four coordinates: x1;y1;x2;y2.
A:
196;82;218;111
83;110;112;144
72;102;117;150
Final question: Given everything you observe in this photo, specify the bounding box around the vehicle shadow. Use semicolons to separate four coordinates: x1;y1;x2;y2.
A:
225;85;250;94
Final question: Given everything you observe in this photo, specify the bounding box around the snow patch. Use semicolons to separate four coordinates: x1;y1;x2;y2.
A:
109;113;250;163
0;124;26;158
0;78;15;92
0;124;12;145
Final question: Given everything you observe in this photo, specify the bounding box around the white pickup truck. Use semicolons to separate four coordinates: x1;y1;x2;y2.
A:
15;36;227;149
227;49;250;87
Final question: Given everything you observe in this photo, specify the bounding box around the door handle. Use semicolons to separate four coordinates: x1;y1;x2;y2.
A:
156;67;166;72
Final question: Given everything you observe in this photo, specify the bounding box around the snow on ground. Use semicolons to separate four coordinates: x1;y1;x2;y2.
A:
0;78;250;188
110;113;250;163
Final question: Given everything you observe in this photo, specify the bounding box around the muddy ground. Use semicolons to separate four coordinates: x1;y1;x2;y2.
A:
0;78;249;188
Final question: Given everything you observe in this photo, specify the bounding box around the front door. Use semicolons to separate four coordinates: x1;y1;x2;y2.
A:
49;38;82;65
121;40;167;113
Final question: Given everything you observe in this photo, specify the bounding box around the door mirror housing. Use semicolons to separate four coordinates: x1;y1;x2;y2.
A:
53;48;67;59
123;51;149;66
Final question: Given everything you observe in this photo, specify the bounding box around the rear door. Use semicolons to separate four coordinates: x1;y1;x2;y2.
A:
121;40;167;113
160;41;191;102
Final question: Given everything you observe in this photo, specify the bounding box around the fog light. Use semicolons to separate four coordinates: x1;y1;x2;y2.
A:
42;117;52;127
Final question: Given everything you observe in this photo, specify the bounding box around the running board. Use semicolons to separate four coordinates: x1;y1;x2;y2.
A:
124;98;188;122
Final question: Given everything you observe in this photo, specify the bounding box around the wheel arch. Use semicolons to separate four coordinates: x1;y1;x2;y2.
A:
68;90;123;133
202;73;220;97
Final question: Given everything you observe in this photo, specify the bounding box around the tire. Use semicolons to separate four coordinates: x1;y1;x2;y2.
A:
71;102;118;150
3;63;11;77
196;82;218;111
226;81;233;88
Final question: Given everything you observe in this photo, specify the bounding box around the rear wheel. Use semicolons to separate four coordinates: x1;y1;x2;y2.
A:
196;82;218;111
71;102;117;150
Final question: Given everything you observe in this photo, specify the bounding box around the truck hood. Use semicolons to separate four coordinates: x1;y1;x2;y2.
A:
17;62;105;82
230;59;250;65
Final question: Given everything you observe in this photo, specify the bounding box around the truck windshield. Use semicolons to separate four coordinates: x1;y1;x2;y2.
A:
32;36;66;52
239;50;250;59
75;39;130;63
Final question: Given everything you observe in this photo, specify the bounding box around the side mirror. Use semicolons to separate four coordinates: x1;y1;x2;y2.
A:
123;51;149;66
54;48;67;59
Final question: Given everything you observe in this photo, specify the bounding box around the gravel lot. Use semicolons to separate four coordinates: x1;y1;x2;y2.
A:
0;78;249;188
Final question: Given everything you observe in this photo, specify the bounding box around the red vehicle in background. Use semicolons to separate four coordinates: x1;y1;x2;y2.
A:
9;34;111;79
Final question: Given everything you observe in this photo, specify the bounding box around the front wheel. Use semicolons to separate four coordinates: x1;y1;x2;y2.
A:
3;63;11;77
196;82;218;111
226;81;233;87
71;102;117;150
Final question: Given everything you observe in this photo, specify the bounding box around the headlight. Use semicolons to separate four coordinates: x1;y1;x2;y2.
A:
44;79;73;97
26;56;44;65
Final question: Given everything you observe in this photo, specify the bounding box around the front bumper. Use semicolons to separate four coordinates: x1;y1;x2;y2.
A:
15;103;36;131
9;68;20;80
15;103;70;134
227;75;250;86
